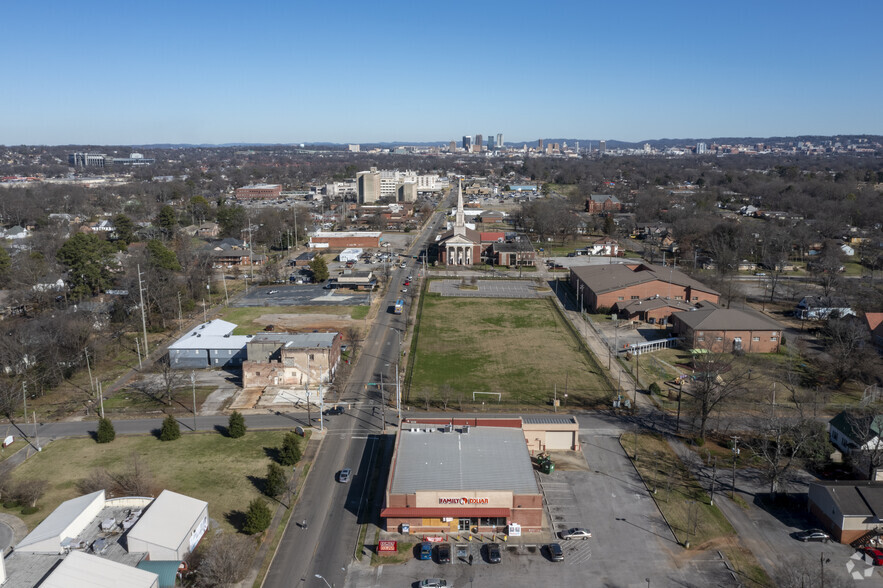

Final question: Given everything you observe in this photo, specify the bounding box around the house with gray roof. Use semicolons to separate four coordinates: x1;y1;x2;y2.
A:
670;305;783;353
829;410;883;456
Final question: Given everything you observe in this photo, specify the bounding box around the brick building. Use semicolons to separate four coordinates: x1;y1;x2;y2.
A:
585;194;622;214
670;305;783;353
241;332;341;389
235;184;283;199
808;481;883;545
570;263;719;315
308;231;382;249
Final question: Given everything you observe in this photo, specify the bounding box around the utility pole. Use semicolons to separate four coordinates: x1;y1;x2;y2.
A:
731;436;740;499
554;384;557;413
84;348;94;397
380;372;386;432
222;274;229;306
710;457;717;505
396;362;401;424
177;291;183;324
137;264;149;360
22;383;27;425
99;382;105;419
191;371;197;431
33;410;40;450
135;338;143;369
305;354;312;427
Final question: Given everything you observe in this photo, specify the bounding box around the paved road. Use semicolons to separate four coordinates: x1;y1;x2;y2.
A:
262;194;452;588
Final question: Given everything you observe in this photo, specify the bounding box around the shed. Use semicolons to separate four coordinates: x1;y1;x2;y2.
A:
40;551;159;588
127;490;209;561
15;490;105;554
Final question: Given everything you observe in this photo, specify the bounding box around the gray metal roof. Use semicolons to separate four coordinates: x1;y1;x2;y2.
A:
522;415;578;425
812;481;883;518
390;426;538;494
672;307;782;332
250;332;337;349
40;551;159;588
128;490;207;551
168;320;252;351
16;490;104;553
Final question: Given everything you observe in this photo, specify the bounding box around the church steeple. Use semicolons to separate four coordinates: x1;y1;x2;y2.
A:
454;179;466;237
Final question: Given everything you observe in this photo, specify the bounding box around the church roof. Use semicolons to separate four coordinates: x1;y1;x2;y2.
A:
438;227;481;245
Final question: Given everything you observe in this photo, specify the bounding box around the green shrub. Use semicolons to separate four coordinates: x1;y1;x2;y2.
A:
264;463;286;497
159;415;181;441
648;382;662;396
96;417;116;443
279;432;302;466
20;506;39;515
243;499;272;535
228;411;246;438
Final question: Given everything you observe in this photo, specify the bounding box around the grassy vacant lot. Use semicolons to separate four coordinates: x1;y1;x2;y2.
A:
218;305;363;335
1;430;290;534
622;433;771;587
408;295;611;409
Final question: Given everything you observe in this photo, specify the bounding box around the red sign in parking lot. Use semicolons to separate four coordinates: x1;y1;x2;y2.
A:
423;536;444;542
378;540;397;553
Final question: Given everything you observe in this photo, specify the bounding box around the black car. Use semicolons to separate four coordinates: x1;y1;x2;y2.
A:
547;542;564;562
323;405;345;416
436;543;451;564
486;543;501;564
794;529;830;542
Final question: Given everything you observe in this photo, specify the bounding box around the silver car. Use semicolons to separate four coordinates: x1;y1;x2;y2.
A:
419;580;449;588
338;468;351;483
559;527;591;540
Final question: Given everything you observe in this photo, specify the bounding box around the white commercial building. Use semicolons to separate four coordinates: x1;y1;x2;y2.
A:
127;490;209;561
339;248;363;263
40;551;159;588
15;490;106;554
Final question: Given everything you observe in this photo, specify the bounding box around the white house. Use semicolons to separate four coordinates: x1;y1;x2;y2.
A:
829;410;883;455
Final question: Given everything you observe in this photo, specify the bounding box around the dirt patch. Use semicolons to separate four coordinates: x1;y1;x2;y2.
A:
250;313;360;336
546;450;590;472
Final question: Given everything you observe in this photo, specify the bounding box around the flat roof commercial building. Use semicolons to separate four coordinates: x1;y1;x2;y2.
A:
127;490;209;561
381;417;578;535
235;184;283;199
40;551;159;588
309;231;382;249
166;319;252;369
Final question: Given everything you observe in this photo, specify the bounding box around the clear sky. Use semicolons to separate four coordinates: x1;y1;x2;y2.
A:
2;0;881;145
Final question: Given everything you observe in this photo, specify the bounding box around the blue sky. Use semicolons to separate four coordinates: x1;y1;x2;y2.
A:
1;0;880;145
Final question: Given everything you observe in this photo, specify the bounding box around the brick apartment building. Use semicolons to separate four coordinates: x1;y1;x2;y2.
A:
670;305;783;353
308;231;382;249
235;184;283;199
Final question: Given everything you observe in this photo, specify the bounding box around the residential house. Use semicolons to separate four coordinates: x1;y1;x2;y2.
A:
829;410;883;456
866;313;883;348
203;238;265;268
795;296;856;320
670;305;784;353
588;237;620;256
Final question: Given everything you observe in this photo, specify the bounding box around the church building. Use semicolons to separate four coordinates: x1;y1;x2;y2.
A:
438;180;481;266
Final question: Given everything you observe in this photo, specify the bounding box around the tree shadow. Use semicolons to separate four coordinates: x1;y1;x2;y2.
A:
263;446;282;464
246;475;267;495
150;428;162;440
214;424;230;437
225;509;247;533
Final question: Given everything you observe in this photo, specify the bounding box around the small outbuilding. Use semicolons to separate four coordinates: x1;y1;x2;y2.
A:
40;551;159;588
127;490;209;561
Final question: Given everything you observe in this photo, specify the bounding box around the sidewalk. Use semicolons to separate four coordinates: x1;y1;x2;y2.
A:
239;429;326;588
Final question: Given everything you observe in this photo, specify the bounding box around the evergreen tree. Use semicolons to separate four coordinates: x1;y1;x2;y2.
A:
264;463;286;497
309;255;329;282
0;246;10;282
96;417;116;443
228;411;246;438
243;498;272;535
154;205;178;236
56;233;118;299
159;414;181;441
112;214;136;246
279;432;302;466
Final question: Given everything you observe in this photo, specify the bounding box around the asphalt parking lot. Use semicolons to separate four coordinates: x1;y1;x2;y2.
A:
343;417;734;588
233;284;370;307
429;279;551;299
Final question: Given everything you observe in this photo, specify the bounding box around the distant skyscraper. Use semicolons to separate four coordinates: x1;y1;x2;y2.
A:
496;133;503;148
696;142;707;155
462;135;472;150
538;139;544;151
599;140;607;154
575;141;579;154
449;140;456;151
475;134;483;148
488;135;496;150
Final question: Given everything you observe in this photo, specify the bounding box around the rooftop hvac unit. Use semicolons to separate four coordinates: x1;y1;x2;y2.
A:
462;424;470;434
444;424;453;433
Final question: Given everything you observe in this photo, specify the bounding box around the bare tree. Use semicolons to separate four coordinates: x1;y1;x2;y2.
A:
687;347;749;441
772;555;853;588
159;361;186;406
112;452;155;496
15;478;47;508
420;386;432;411
194;532;256;587
77;468;115;495
819;317;879;389
747;402;829;497
439;384;453;411
843;408;883;479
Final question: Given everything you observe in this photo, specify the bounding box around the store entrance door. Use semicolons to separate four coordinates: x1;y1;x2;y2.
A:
458;518;471;532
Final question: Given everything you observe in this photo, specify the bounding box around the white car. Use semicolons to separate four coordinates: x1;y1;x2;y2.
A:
419;580;449;588
559;527;591;540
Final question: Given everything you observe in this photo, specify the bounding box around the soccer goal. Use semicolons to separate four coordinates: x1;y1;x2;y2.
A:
472;392;502;402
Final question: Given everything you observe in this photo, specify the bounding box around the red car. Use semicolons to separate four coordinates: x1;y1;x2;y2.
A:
863;548;883;565
403;280;411;286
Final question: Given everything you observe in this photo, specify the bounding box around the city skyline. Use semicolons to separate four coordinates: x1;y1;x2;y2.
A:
2;0;881;145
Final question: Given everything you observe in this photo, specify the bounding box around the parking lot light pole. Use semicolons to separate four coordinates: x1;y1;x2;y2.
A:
314;574;331;588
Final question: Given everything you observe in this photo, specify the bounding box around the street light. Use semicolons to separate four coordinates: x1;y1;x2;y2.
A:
314;574;331;588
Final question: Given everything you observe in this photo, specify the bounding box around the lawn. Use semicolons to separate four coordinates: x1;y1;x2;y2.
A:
218;305;362;335
622;433;771;586
1;430;291;534
407;295;612;409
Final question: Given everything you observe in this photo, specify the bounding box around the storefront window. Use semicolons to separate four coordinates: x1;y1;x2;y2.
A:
479;517;506;527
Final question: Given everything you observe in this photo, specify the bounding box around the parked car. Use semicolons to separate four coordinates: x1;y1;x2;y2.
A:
547;542;564;562
268;290;278;294
486;543;501;563
794;529;830;542
559;527;592;540
403;280;411;286
863;548;883;565
418;542;432;560
418;580;449;588
436;543;451;564
337;468;351;483
402;288;408;293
